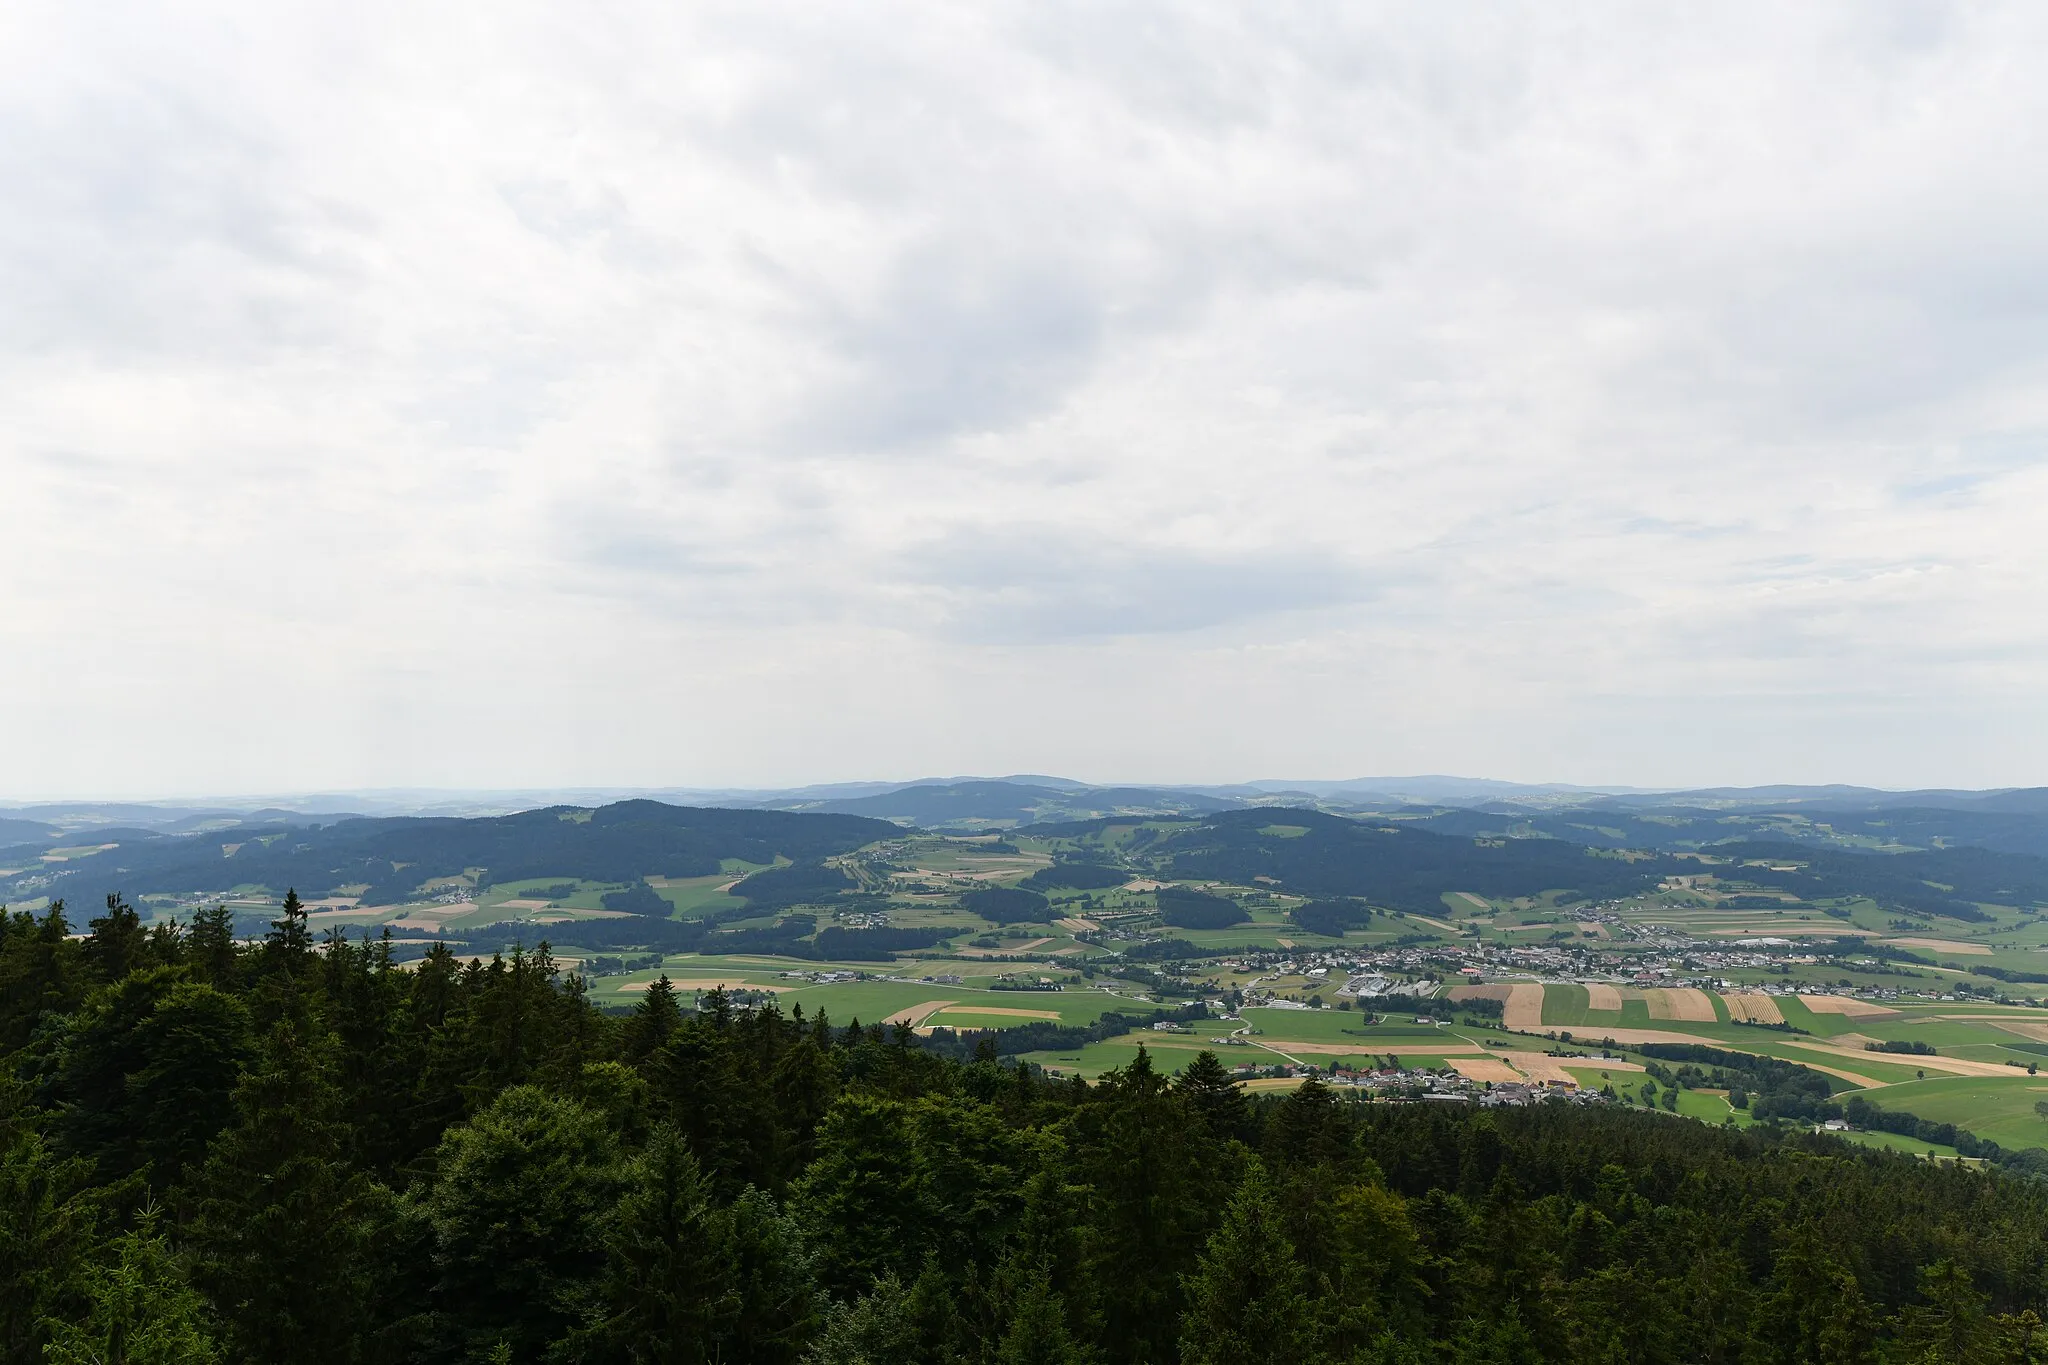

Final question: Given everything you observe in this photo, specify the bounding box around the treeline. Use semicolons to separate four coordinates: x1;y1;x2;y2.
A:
1156;885;1246;929
1290;898;1378;937
1974;963;2048;986
1162;810;1669;913
1020;863;1128;891
960;887;1054;923
18;894;2048;1362
1632;1042;1832;1115
729;860;857;911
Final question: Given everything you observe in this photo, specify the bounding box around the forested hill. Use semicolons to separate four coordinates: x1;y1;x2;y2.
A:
1158;809;1674;912
4;800;899;906
9;902;2048;1364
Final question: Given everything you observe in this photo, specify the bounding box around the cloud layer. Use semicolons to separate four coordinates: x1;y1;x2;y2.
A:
5;2;2048;793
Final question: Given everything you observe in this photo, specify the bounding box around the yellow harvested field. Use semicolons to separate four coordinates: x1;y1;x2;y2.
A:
1986;1020;2048;1043
1645;988;1718;1022
497;898;554;911
1882;937;1992;956
883;999;958;1027
1454;893;1491;911
933;1006;1060;1021
1450;1057;1523;1083
1928;1015;2048;1043
1055;916;1102;931
1583;983;1623;1011
1504;983;1546;1030
306;908;384;924
1787;1041;2018;1079
1799;995;1900;1018
1503;1052;1587;1086
1406;914;1460;933
1563;1058;1647;1076
1448;983;1514;1003
1723;992;1785;1025
1576;921;1609;938
387;902;477;930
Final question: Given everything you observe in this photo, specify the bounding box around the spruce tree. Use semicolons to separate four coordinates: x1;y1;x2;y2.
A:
182;1016;382;1365
184;904;240;987
623;975;683;1062
995;1272;1089;1365
1066;1046;1230;1364
420;1085;623;1360
53;970;251;1183
562;1123;728;1364
0;1113;100;1363
83;893;151;984
1173;1050;1249;1142
0;901;86;1054
1895;1259;1990;1365
44;1209;222;1365
1177;1160;1321;1365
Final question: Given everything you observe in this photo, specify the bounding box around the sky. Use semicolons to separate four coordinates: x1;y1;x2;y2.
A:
6;3;2048;797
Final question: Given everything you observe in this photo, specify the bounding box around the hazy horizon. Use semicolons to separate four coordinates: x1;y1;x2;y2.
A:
0;772;2032;808
8;4;2048;793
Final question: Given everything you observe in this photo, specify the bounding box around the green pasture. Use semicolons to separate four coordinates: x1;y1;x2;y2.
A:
1826;1128;1964;1160
1564;1065;1665;1096
1541;984;1590;1026
1237;1007;1472;1047
1833;1073;2048;1152
649;873;750;916
1656;1086;1742;1124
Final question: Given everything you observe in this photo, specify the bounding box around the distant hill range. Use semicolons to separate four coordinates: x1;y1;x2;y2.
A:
10;794;2047;940
10;778;2048;902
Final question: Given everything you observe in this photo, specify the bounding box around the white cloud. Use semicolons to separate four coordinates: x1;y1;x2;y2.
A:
4;1;2048;794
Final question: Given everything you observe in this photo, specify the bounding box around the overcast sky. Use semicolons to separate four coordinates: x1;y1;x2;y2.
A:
6;3;2048;797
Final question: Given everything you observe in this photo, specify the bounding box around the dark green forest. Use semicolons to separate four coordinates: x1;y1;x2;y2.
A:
9;802;899;909
12;894;2048;1364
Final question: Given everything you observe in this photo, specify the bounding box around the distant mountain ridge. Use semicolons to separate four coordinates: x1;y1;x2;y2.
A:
9;778;2048;865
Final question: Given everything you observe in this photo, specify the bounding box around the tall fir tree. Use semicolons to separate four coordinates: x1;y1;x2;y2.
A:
182;1015;383;1365
1177;1159;1322;1365
623;974;683;1063
1173;1050;1249;1142
44;1209;222;1365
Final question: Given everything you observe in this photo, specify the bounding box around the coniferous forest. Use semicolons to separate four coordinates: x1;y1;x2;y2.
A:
14;894;2048;1364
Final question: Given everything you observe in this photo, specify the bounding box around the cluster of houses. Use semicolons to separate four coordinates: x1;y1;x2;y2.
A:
1187;921;1944;1011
